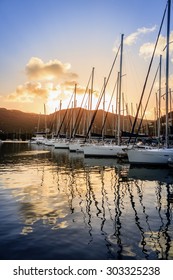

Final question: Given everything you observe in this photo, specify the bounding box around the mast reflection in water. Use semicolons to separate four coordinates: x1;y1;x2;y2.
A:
0;143;173;260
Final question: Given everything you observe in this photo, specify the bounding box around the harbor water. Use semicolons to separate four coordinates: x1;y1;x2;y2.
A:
0;142;173;260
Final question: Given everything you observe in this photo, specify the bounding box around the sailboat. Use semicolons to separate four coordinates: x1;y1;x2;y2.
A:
68;71;94;152
30;106;48;145
83;34;128;158
83;142;127;157
54;96;71;149
127;0;173;165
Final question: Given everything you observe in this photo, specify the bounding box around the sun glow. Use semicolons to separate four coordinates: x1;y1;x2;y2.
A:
46;88;76;113
46;87;116;115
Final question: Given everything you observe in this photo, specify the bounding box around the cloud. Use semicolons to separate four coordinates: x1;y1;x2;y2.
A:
25;57;78;82
124;25;156;46
61;81;86;94
139;42;156;58
6;57;81;104
7;91;34;103
158;73;173;90
139;31;173;59
6;81;52;103
6;57;100;110
6;80;88;104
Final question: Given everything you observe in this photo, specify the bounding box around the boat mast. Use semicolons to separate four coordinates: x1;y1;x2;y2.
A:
122;92;125;131
158;55;162;144
57;100;62;138
102;77;106;141
37;113;41;133
117;34;124;146
88;67;94;141
44;103;47;138
72;83;77;139
115;72;119;140
165;0;171;148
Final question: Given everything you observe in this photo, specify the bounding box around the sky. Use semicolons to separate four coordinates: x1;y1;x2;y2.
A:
0;0;173;119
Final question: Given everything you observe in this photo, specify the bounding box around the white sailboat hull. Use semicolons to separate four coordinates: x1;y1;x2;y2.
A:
69;142;84;152
44;139;55;146
83;144;127;157
127;148;173;165
30;137;46;144
54;140;69;149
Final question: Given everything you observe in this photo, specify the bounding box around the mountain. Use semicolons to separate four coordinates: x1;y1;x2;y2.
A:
0;108;45;132
0;108;47;139
0;107;154;140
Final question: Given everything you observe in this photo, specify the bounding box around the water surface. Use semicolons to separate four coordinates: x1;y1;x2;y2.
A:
0;143;173;260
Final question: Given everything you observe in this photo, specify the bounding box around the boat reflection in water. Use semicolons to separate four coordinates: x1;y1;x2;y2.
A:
128;166;173;184
0;143;173;260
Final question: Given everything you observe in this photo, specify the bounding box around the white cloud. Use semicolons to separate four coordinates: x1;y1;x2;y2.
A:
6;57;81;104
6;57;100;107
139;31;173;59
6;81;52;103
25;57;78;82
124;25;156;46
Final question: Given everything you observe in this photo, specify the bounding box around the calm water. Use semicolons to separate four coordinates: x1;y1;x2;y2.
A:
0;142;173;260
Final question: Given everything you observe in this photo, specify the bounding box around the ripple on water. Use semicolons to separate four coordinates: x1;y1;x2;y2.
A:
0;143;173;260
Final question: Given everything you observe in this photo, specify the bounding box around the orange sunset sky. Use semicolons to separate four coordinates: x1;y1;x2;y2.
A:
0;0;173;119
